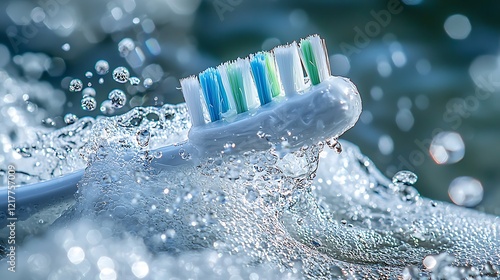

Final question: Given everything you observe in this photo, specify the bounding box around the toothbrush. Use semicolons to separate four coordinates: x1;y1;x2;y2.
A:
0;35;362;228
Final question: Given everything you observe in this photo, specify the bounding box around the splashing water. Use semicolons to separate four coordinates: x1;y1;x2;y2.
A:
1;90;499;279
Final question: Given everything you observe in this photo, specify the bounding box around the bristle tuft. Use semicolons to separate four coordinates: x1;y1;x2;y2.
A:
180;76;205;127
199;68;229;122
274;42;305;95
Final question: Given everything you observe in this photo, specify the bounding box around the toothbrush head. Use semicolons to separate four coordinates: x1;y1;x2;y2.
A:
180;35;362;156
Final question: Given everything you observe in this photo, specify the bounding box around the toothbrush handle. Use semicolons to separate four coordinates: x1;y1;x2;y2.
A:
0;170;83;227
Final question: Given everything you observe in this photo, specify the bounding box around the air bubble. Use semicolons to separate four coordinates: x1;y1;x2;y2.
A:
85;71;93;78
429;132;465;165
143;78;153;88
62;43;70;51
129;77;141;85
113;67;130;83
108;89;127;109
100;100;115;115
448;176;483;207
81;96;97;111
118;38;135;57
95;60;110;75
64;113;78;124
82;87;96;97
69;79;83;92
136;129;150;147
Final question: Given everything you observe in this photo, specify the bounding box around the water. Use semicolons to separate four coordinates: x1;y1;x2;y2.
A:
1;95;499;278
1;1;499;278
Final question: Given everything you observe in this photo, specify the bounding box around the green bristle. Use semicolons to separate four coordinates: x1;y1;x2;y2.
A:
227;63;248;113
265;53;281;98
300;39;321;85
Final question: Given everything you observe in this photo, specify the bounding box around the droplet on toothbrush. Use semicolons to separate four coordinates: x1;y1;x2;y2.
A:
118;38;135;57
81;96;97;111
113;67;130;83
223;142;236;153
69;79;83;92
129;77;141;85
392;170;418;185
64;113;78;124
326;137;342;153
179;149;191;160
95;60;110;75
108;89;127;109
153;151;163;159
136;129;150;147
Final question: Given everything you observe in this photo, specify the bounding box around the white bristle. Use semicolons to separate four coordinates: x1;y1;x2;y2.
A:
309;35;331;82
217;63;237;118
236;57;260;110
180;76;205;127
274;42;305;96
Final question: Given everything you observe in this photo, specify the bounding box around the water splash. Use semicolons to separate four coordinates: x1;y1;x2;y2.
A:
1;101;498;279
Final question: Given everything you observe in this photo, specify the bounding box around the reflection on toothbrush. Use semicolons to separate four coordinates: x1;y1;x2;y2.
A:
0;35;362;229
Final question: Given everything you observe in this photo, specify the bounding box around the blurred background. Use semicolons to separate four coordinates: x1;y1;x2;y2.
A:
0;0;499;212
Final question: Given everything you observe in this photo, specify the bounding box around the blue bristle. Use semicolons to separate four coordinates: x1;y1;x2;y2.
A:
215;70;229;113
250;52;272;105
199;68;228;122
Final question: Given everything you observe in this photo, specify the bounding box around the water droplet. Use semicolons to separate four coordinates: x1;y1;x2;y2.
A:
136;129;150;147
143;78;153;88
61;43;70;51
99;78;104;84
108;89;127;109
153;151;162;158
448;176;483;207
118;38;135;57
482;261;500;277
82;87;96;97
129;77;141;85
113;67;130;83
444;14;471;40
42;117;56;127
429;131;465;165
81;96;97;111
85;71;93;78
69;79;83;92
326;137;342;153
179;149;191;160
392;170;418;185
100;100;115;115
64;113;78;124
223;142;235;153
95;60;109;75
16;147;32;157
